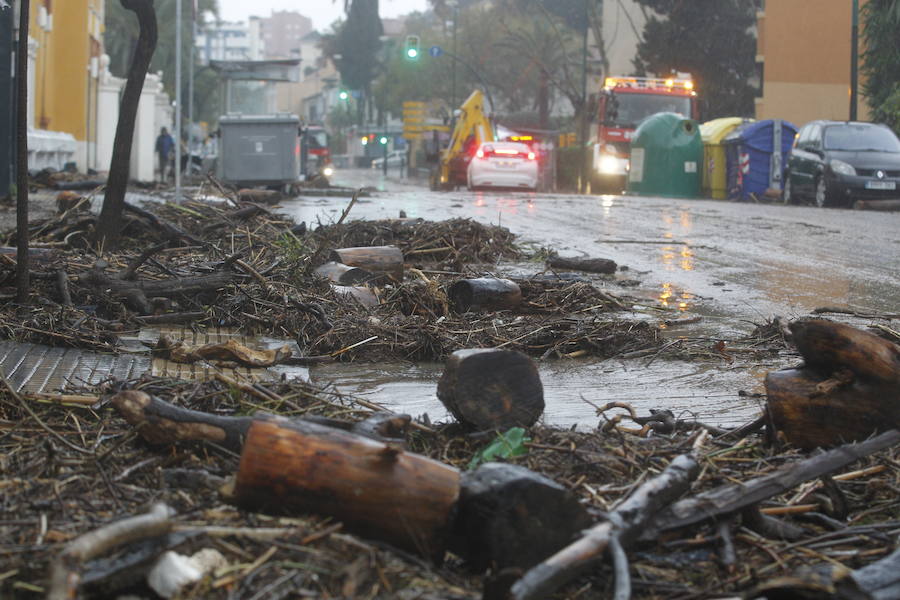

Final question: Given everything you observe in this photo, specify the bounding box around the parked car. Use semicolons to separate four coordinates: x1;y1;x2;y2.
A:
371;150;407;170
783;120;900;207
467;141;538;191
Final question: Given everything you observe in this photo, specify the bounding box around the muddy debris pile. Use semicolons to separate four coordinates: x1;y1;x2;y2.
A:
0;193;662;362
2;360;900;599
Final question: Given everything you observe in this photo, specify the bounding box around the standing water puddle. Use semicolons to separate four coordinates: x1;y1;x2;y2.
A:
309;356;770;429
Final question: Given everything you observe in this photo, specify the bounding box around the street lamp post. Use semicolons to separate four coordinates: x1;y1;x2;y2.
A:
579;0;589;194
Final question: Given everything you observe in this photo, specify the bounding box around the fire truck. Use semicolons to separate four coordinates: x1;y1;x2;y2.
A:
590;75;699;193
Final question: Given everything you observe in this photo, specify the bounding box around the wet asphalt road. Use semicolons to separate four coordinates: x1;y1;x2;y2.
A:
279;169;900;428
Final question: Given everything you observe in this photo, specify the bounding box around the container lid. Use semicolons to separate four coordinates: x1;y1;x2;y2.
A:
700;117;751;144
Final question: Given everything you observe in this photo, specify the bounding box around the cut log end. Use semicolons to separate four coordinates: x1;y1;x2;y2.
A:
437;349;544;430
449;278;522;313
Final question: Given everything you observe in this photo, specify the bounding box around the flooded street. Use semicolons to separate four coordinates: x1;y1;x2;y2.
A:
276;169;900;426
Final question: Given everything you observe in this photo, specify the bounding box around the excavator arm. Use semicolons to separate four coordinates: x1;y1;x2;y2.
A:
432;90;495;190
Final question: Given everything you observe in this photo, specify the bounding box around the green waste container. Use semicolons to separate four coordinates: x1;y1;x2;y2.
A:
627;112;702;198
700;117;752;199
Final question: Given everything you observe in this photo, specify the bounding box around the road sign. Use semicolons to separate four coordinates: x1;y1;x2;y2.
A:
429;46;443;57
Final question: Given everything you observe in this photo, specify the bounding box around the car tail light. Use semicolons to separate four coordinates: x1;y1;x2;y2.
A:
527;152;536;160
476;148;485;158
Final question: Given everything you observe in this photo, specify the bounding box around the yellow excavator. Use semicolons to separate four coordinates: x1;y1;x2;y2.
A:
429;90;495;190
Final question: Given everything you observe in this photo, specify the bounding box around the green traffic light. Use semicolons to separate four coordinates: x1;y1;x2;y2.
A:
406;48;418;59
339;90;349;100
379;136;388;145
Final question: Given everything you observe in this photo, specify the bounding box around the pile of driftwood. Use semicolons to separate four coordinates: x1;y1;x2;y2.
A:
0;191;670;362
2;316;899;599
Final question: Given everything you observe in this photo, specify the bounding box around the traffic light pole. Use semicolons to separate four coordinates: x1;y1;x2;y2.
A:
382;140;388;176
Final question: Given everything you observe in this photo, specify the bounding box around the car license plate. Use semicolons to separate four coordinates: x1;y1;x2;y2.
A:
866;181;896;190
496;161;516;169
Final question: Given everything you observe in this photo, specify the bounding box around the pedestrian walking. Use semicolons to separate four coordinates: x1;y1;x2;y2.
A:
155;127;175;183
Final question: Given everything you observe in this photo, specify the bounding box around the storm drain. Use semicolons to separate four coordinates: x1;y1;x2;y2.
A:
0;326;282;396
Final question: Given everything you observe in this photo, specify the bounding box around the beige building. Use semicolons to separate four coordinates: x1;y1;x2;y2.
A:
755;0;870;126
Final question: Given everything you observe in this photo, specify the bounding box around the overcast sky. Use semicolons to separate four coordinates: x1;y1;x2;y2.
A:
217;0;431;32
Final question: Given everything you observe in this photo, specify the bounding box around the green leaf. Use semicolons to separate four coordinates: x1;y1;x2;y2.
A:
467;427;531;470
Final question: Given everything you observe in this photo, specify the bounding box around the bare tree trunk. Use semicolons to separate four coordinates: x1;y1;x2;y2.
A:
95;0;157;252
15;0;30;303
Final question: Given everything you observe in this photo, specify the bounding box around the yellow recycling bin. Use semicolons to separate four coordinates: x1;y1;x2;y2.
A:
700;117;752;199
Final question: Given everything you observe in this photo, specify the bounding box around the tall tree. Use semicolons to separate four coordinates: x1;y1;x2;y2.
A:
861;0;900;130
15;0;30;302
632;0;759;119
333;0;383;122
105;0;219;123
96;0;157;251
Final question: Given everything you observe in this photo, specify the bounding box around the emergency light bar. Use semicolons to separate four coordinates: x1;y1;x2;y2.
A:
604;76;694;92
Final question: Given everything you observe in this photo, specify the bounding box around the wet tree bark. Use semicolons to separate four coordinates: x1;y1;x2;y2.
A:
15;0;30;303
234;417;460;560
766;319;900;448
82;264;234;315
547;256;617;275
437;349;544;430
449;278;522;312
95;0;157;251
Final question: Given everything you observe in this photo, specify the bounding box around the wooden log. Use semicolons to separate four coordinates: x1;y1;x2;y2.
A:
853;198;900;211
450;463;591;572
789;319;900;384
332;284;379;308
237;189;280;204
315;261;374;285
328;245;404;282
506;454;700;600
233;417;460;560
55;190;88;213
547;255;617;275
765;368;900;449
81;264;234;315
437;349;544;430
449;278;522;312
110;391;411;453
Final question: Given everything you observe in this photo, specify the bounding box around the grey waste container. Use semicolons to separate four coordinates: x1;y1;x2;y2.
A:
217;114;300;186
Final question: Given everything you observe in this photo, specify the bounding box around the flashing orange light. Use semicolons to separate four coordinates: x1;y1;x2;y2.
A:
605;77;616;88
685;80;694;91
510;135;533;141
665;78;675;87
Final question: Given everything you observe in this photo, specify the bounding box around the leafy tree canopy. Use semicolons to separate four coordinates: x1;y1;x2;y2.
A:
105;0;221;125
632;0;759;119
334;0;384;91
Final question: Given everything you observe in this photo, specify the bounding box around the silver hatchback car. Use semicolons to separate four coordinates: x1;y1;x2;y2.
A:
467;141;538;191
